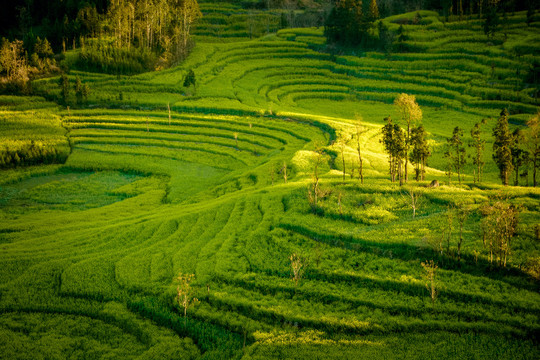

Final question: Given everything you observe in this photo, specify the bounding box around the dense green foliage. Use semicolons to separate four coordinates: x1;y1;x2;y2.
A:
1;0;203;81
0;97;70;168
0;3;539;360
76;41;158;75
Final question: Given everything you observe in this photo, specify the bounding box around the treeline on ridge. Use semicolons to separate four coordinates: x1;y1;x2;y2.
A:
0;0;202;81
325;0;539;48
0;141;69;169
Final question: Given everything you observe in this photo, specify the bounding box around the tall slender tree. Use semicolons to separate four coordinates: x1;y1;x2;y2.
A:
368;0;379;21
492;108;513;186
394;124;406;185
511;129;526;186
444;148;454;185
396;24;406;51
381;119;406;185
381;116;396;182
448;126;467;185
75;76;83;105
355;115;367;184
524;112;540;187
337;135;348;181
456;204;469;265
409;124;430;181
309;146;323;212
177;0;202;57
59;74;70;104
470;119;487;183
104;0;201;63
394;93;422;183
484;1;500;38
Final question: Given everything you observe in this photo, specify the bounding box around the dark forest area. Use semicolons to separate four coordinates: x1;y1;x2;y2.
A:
2;1;538;44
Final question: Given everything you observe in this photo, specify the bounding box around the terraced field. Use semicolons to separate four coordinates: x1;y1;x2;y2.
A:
195;2;283;41
1;8;539;360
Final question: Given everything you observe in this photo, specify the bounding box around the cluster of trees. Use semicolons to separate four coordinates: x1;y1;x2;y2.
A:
420;195;519;306
431;199;518;269
0;36;60;93
380;94;429;184
105;0;201;63
2;0;201;53
0;141;68;168
324;0;537;51
76;41;157;75
437;0;539;21
480;199;520;267
72;0;202;72
381;117;407;183
425;196;518;272
493;109;539;186
445;109;539;187
479;0;537;39
58;75;90;105
1;0;202;76
376;94;539;187
0;39;29;92
321;0;530;25
325;0;380;46
0;1;108;51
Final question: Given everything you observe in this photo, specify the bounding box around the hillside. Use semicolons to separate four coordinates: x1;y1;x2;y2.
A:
1;6;539;360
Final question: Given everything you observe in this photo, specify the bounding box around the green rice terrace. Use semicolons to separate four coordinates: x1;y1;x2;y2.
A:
1;2;539;359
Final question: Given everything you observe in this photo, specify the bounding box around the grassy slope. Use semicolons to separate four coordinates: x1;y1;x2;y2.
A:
1;8;540;360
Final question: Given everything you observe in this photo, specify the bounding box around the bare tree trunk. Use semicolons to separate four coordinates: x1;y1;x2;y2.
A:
533;157;537;187
342;153;346;181
404;154;408;182
314;179;318;209
458;224;463;264
390;155;395;182
357;143;363;184
398;160;400;186
405;123;410;183
478;0;483;18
